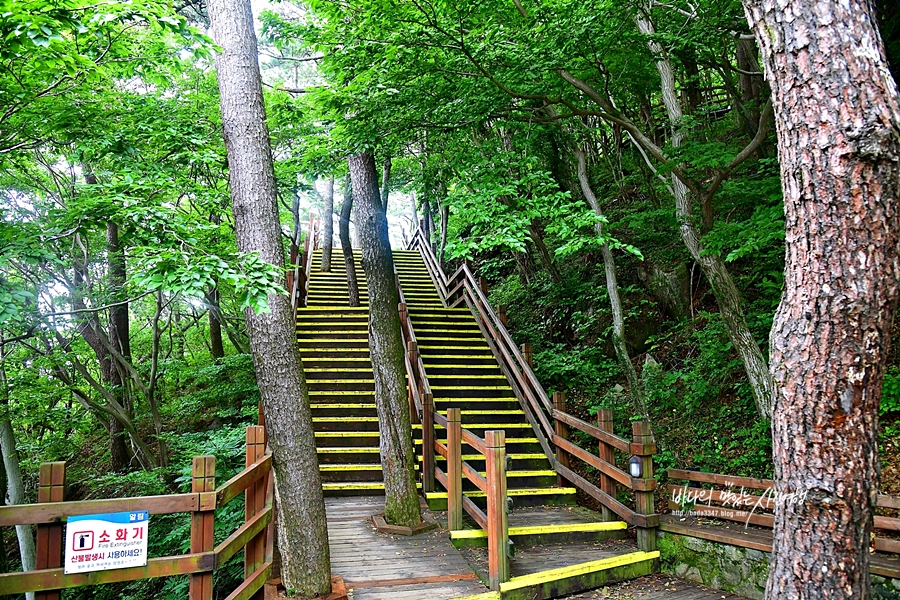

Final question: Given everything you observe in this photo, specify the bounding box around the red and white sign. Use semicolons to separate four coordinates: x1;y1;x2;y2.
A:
64;511;149;574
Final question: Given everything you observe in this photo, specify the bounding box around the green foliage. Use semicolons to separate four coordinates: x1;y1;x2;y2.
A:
881;367;900;416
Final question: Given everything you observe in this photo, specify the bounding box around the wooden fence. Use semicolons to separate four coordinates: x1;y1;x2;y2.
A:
407;226;659;551
667;469;900;555
0;426;274;600
288;212;320;313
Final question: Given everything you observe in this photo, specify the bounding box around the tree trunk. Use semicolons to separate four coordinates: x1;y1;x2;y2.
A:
736;35;764;134
742;1;900;597
321;179;335;273
207;1;332;595
527;224;563;284
380;156;392;215
0;362;36;600
410;190;419;233
106;221;133;472
574;148;648;418
438;200;449;267
635;7;774;418
208;285;226;359
339;175;361;306
349;151;421;528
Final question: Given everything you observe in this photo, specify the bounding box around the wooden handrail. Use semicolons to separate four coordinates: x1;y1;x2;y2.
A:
552;410;630;453
3;426;276;599
216;453;273;508
407;226;660;547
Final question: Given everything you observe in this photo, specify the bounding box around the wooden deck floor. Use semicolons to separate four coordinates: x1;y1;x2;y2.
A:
326;496;489;600
559;573;749;599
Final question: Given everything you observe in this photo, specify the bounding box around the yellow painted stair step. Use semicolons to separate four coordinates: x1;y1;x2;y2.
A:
450;521;627;539
435;453;547;461
317;447;379;453
426;487;576;499
319;464;419;471
322;482;423;490
310;403;376;409
416;437;539;445
499;551;660;592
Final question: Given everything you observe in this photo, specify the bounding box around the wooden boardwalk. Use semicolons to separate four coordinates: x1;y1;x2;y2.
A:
326;496;489;599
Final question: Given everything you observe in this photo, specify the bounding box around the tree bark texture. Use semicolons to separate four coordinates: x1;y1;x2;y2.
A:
634;7;774;419
0;362;36;600
381;156;392;215
339;175;361;306
321;179;335;273
207;285;226;359
742;1;900;598
574;149;648;419
106;221;132;472
349;151;421;528
207;0;332;595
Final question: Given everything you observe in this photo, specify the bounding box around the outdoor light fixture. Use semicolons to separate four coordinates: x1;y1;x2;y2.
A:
629;455;643;478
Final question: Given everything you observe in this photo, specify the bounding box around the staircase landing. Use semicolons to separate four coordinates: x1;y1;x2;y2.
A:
326;496;489;600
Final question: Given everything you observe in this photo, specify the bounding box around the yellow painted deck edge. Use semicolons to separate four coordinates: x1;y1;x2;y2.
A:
449;592;500;600
450;521;627;539
499;551;660;592
426;487;576;499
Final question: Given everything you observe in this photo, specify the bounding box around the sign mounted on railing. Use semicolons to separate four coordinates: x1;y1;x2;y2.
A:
64;511;149;574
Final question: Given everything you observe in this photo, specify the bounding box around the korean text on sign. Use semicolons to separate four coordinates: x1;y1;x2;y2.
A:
64;511;149;574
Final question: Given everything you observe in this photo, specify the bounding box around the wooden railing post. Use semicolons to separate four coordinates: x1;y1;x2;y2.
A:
485;430;510;591
520;342;533;368
553;392;569;488
422;391;435;494
446;408;463;531
245;427;267;600
479;276;489;298
190;456;216;600
35;461;65;600
498;305;507;327
597;409;616;522
631;421;657;552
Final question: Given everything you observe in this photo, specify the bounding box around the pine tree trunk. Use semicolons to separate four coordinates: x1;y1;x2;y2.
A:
349;151;421;528
742;1;900;597
207;1;332;595
339;175;361;306
635;7;774;418
574;149;648;419
321;179;335;273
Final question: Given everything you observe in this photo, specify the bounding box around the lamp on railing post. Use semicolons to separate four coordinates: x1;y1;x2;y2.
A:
631;421;657;553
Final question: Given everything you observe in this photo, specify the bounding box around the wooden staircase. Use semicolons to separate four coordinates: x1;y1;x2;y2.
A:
298;251;384;495
297;246;659;599
392;250;577;509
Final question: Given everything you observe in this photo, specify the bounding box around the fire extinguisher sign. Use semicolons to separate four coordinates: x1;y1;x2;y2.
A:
64;511;149;574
